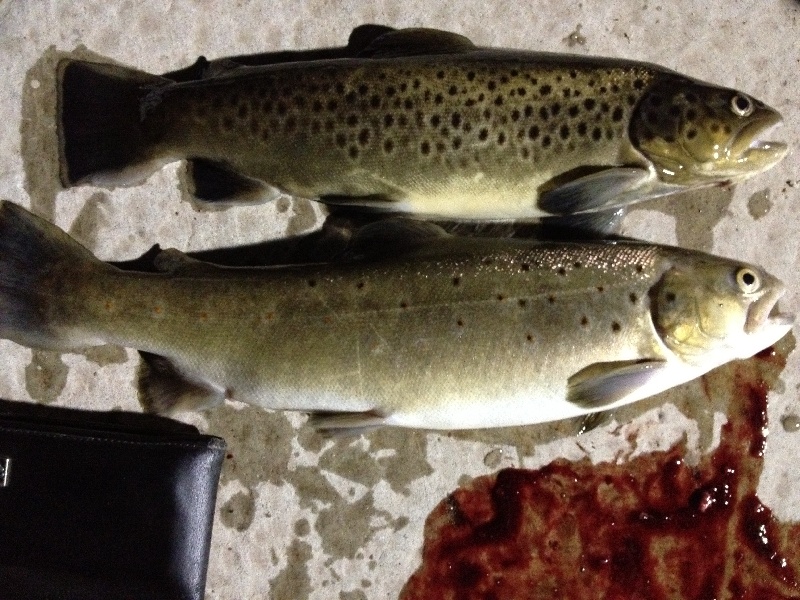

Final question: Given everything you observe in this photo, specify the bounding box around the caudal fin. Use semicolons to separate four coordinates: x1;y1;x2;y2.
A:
0;201;107;350
57;59;170;187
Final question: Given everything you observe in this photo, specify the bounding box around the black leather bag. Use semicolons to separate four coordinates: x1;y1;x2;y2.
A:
0;398;226;600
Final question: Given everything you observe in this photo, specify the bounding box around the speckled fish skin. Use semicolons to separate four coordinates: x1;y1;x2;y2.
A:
57;28;786;220
0;202;791;430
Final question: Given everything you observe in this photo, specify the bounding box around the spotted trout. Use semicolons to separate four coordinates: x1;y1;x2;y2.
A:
57;26;786;221
0;202;791;432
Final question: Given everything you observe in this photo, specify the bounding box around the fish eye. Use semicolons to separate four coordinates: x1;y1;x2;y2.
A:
735;267;761;294
730;94;754;118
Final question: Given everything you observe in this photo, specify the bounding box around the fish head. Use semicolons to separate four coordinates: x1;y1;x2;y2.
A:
630;77;787;186
650;253;793;364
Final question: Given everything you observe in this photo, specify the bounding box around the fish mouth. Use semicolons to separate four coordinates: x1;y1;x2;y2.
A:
745;283;794;335
729;112;788;168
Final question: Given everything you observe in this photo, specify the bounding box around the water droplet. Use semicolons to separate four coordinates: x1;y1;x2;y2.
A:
781;414;800;432
483;448;504;468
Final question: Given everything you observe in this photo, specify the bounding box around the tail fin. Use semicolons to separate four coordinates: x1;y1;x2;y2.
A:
57;59;170;187
0;201;106;350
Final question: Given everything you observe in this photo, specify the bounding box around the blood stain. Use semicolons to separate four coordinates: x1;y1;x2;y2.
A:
401;344;800;599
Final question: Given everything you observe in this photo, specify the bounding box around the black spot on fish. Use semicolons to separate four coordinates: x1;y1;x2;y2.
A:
600;102;610;113
285;116;297;132
457;319;464;327
358;129;370;145
358;84;369;96
312;100;323;112
399;115;408;127
710;123;721;134
518;87;527;96
421;141;431;155
528;125;540;140
453;276;461;286
467;71;476;81
452;137;462;150
386;86;397;97
400;301;409;309
383;139;394;153
599;86;607;94
326;99;338;111
629;293;638;304
413;79;421;89
487;80;497;91
577;122;587;136
669;105;682;118
686;128;697;140
611;322;621;333
370;95;381;109
686;108;697;122
511;109;520;122
521;262;530;271
440;127;450;137
356;281;365;290
539;106;549;120
542;135;551;148
437;71;445;79
592;127;602;141
587;79;596;88
569;70;577;79
583;98;596;111
524;105;534;117
612;107;624;122
497;294;505;301
494;96;504;106
568;105;579;117
222;117;234;131
539;84;552;96
633;79;645;90
449;85;458;96
497;132;506;145
521;147;530;159
550;103;561;117
308;279;317;287
685;92;698;104
581;316;588;327
436;141;446;153
400;83;408;93
548;295;556;304
404;99;413;109
483;108;492;120
663;134;676;143
336;133;347;148
435;94;444;105
479;128;489;141
557;267;567;276
430;115;441;127
627;94;637;106
349;146;359;159
335;83;345;95
384;114;395;127
345;91;357;104
560;125;570;140
635;264;644;273
311;120;321;133
518;299;527;307
526;334;533;342
347;114;359;127
606;129;614;140
451;113;462;128
463;123;472;133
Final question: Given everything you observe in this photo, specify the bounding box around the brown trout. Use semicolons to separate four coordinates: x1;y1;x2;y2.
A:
57;27;786;221
0;201;791;431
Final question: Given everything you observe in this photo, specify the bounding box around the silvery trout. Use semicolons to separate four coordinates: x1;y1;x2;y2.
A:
0;202;792;432
57;27;786;221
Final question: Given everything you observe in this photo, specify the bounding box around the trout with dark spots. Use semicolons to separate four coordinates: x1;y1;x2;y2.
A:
0;202;792;432
57;27;786;221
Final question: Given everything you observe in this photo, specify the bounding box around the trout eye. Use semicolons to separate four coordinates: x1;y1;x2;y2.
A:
735;267;760;294
730;94;753;118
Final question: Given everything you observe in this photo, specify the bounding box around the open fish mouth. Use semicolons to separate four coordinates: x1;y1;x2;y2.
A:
730;114;788;166
746;285;794;334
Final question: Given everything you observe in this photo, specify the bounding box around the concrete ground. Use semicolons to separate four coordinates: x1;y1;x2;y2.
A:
0;1;798;598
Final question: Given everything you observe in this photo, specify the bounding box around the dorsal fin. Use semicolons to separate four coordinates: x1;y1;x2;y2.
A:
346;24;398;54
358;28;476;59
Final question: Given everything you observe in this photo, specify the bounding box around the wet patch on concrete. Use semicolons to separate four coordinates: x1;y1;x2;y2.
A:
286;198;318;236
25;350;68;404
269;539;313;600
647;186;735;252
82;345;128;366
220;490;256;531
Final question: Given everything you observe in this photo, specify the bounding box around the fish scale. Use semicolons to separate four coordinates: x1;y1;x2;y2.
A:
57;27;786;220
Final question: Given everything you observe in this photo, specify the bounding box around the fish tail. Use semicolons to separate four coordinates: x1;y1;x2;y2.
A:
0;201;108;350
57;59;169;187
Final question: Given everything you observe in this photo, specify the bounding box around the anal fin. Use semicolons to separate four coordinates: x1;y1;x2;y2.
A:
186;158;281;206
138;351;224;415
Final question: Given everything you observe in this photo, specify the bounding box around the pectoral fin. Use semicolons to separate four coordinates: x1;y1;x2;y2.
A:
186;158;281;206
567;359;669;409
540;208;627;237
539;167;681;214
307;410;388;436
345;217;449;259
358;27;476;58
138;351;224;415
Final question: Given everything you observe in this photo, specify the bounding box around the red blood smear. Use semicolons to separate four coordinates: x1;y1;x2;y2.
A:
402;348;800;600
